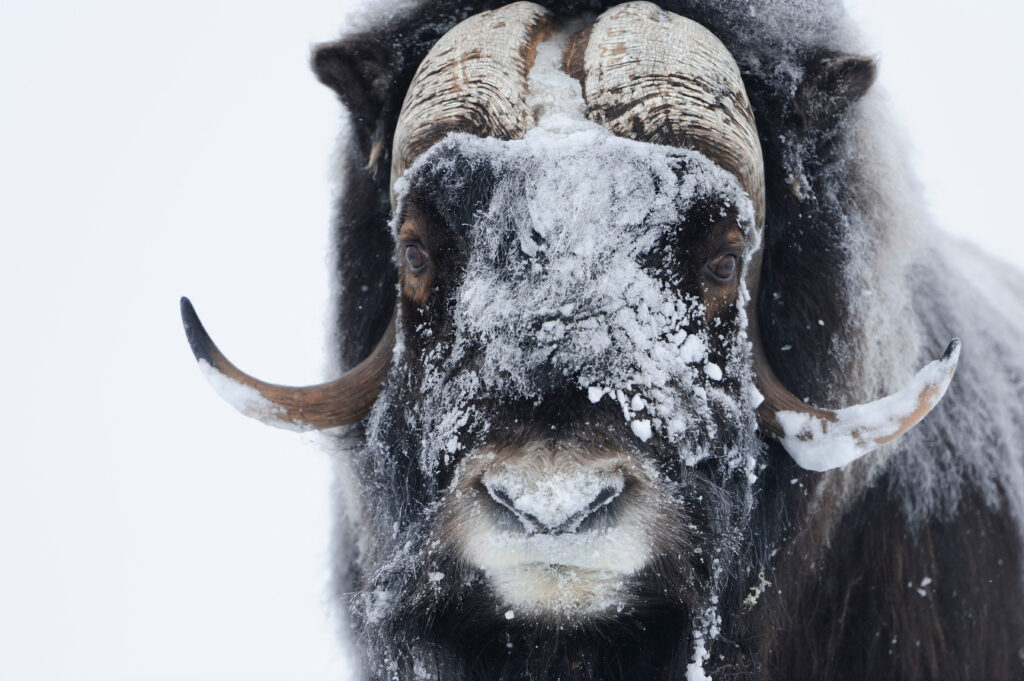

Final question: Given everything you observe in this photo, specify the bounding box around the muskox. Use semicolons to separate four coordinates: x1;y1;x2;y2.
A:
181;1;1024;679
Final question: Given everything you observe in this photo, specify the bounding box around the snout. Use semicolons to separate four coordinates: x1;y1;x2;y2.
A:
438;442;669;616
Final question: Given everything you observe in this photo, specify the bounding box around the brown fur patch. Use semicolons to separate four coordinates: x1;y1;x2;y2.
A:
702;217;747;322
398;207;435;307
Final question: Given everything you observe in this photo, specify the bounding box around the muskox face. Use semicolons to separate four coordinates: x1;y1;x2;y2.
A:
179;1;961;669
360;126;761;620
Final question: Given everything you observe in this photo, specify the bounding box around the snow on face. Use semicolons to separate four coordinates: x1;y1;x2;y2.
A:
386;125;761;478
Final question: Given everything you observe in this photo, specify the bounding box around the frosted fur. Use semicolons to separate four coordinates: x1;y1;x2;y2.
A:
524;28;588;131
889;237;1024;524
389;127;759;475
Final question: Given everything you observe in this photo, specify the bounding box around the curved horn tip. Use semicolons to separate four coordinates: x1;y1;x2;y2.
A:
179;296;307;431
180;296;216;365
179;295;395;432
776;338;962;473
942;337;961;363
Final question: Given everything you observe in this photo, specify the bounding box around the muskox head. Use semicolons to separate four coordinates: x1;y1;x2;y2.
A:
181;0;960;657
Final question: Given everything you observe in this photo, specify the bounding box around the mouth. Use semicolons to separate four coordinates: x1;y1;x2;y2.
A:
464;516;651;573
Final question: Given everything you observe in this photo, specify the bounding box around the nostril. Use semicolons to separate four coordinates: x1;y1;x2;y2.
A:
572;484;624;534
483;482;540;534
588;486;620;513
488;485;517;512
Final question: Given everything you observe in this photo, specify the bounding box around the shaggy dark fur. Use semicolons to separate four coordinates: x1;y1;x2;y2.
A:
311;1;1024;678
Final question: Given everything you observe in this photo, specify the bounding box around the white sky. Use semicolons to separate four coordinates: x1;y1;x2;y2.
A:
1;1;1021;680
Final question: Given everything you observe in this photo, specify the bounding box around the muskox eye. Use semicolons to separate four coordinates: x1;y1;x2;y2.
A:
405;244;429;274
706;253;738;282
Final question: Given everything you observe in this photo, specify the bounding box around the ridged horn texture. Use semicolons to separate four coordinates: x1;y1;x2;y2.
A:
180;297;394;430
567;1;765;226
389;1;553;205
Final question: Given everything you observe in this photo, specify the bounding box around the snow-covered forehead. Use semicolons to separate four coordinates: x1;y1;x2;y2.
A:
397;128;756;239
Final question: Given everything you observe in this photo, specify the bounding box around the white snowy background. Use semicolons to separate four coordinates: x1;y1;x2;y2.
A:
1;1;1021;679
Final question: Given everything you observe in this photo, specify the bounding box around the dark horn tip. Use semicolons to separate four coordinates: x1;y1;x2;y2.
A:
180;296;215;365
943;338;961;361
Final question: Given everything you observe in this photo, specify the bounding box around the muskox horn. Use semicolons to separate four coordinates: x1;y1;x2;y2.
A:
389;1;553;204
567;1;765;226
180;297;394;430
749;305;960;472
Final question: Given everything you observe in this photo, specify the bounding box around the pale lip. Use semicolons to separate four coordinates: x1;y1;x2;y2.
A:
463;523;651;573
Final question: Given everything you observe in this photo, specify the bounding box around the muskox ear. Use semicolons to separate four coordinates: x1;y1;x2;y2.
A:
793;50;877;128
312;37;395;176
